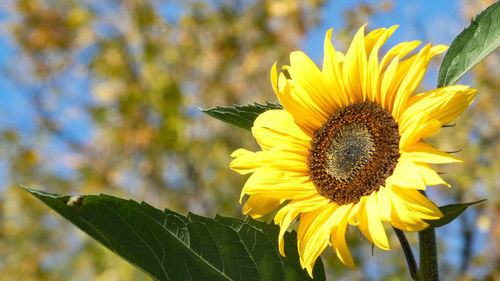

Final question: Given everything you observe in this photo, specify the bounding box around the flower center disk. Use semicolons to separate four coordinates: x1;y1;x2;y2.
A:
308;101;400;205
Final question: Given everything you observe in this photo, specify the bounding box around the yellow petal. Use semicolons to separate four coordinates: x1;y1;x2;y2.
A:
405;85;470;106
305;264;315;279
385;190;430;231
242;196;282;218
363;195;390;250
272;66;327;135
375;188;392;221
392;44;450;119
322;29;349;106
343;24;368;101
400;86;475;126
386;157;426;190
382;43;432;114
297;208;325;264
355;196;390;250
403;142;461;164
364;27;388;54
274;196;331;256
399;114;441;149
230;149;261;175
300;204;339;268
230;145;309;176
288;51;343;114
380;56;399;110
430;44;448;56
330;204;356;269
347;199;362;225
391;44;432;118
366;25;398;103
270;61;279;95
252;109;311;151
379;40;421;70
258;145;309;172
336;51;345;63
399;87;477;144
415;162;450;187
389;186;443;220
241;168;316;201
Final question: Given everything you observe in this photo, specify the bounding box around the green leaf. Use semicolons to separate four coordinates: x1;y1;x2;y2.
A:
22;186;325;281
202;101;283;130
426;199;486;228
438;1;500;87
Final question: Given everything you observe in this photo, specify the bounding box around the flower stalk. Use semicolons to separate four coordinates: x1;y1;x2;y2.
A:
419;227;439;281
393;227;419;280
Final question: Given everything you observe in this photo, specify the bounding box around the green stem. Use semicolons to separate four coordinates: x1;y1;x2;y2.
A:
418;227;439;281
393;227;420;281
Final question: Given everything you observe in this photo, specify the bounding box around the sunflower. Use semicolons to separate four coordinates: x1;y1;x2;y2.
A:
230;25;476;276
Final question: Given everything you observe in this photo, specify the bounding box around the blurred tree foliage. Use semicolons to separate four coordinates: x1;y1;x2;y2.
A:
2;0;499;280
1;0;333;280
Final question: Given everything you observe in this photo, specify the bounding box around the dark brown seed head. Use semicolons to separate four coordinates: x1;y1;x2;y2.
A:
308;101;400;205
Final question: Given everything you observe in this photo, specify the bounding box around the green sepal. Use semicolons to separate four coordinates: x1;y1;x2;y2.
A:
426;199;486;228
202;101;282;130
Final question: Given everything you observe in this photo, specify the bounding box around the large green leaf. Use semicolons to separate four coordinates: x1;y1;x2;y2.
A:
202;101;283;130
426;199;486;228
438;1;500;87
22;186;325;281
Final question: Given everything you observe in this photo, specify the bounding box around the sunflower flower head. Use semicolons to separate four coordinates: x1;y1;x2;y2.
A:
230;25;476;276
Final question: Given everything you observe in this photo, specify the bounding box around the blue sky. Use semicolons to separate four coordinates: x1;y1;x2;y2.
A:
303;0;466;89
305;0;464;59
